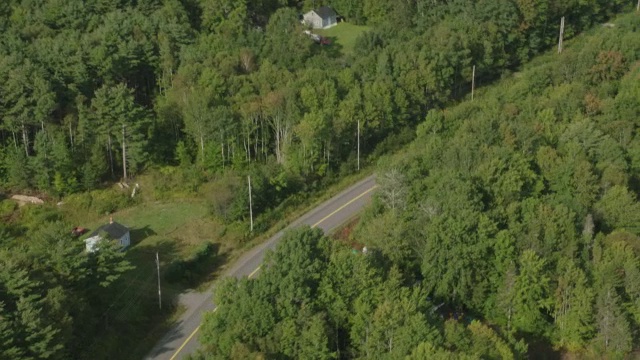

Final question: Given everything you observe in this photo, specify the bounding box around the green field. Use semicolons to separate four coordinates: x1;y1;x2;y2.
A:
79;200;227;269
316;22;370;56
77;200;229;359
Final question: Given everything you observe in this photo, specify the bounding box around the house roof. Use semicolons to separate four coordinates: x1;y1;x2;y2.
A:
315;6;336;19
90;221;129;240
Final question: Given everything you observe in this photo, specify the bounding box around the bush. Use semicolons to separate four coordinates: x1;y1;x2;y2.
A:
370;127;416;159
224;221;251;246
0;200;16;218
65;188;132;216
90;189;132;215
146;166;205;200
202;174;245;223
19;205;63;232
64;192;93;211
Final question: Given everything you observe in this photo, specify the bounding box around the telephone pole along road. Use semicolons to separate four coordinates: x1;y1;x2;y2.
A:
145;175;378;360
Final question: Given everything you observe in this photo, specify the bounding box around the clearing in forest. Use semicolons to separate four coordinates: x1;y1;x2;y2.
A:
315;22;370;56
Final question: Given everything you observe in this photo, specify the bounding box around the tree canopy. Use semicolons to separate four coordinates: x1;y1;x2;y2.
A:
198;8;640;359
1;0;632;198
1;0;639;358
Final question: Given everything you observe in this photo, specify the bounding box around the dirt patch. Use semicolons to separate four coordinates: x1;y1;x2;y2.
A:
331;217;363;250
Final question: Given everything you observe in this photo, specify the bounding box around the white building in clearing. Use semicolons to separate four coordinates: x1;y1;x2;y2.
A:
303;6;337;29
85;217;131;253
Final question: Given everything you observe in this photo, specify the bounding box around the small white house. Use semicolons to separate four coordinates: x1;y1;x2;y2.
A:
303;6;337;29
85;217;131;253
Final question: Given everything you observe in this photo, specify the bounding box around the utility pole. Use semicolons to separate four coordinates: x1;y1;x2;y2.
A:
471;65;476;101
248;175;253;232
357;120;360;171
155;252;161;310
122;124;127;182
558;16;565;54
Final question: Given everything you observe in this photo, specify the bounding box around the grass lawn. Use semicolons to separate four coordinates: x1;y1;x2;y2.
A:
78;200;234;360
316;22;370;56
82;200;228;269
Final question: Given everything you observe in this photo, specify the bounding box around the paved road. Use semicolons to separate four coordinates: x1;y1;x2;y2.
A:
145;175;377;360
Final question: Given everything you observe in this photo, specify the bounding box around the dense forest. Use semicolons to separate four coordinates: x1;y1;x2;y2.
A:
196;9;640;360
1;0;638;359
0;0;631;199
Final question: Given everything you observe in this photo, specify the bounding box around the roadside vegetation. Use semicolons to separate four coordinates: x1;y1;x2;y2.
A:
0;0;637;359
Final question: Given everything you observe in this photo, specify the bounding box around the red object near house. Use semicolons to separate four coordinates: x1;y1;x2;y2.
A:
71;227;87;237
320;37;331;45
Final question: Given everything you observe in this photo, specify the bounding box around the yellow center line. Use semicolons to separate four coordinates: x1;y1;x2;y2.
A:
248;266;261;278
168;310;217;360
310;185;378;228
168;184;377;359
169;325;200;360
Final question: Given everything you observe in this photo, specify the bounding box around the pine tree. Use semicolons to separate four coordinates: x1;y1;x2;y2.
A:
553;259;594;351
0;302;22;359
593;286;632;356
82;142;108;190
512;250;551;334
4;149;30;190
31;130;53;191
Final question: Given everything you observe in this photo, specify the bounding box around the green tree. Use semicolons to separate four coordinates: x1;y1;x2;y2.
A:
407;341;468;360
86;239;134;290
593;285;632;356
552;259;594;351
0;253;65;359
318;247;382;353
4;149;30;190
330;0;365;24
512;250;551;334
351;268;437;358
31;130;54;191
82;141;108;190
90;83;150;179
200;0;248;38
514;0;550;60
181;88;217;165
261;226;330;319
0;58;56;157
276;306;334;359
594;185;640;235
0;302;22;359
263;8;310;70
467;321;515;359
199;277;276;358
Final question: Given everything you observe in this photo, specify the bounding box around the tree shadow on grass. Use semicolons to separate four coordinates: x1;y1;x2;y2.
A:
163;242;231;288
310;37;344;59
88;237;183;360
95;229;232;359
129;225;157;246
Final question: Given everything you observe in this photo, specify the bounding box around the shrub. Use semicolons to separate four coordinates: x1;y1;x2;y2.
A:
371;127;415;159
64;192;93;211
0;200;16;218
90;189;132;215
202;174;245;223
19;205;63;232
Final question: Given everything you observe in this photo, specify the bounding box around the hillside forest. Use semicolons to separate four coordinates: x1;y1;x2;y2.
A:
0;0;639;359
196;8;640;360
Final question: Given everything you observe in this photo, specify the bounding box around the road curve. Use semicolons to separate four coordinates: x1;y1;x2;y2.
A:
145;175;377;360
